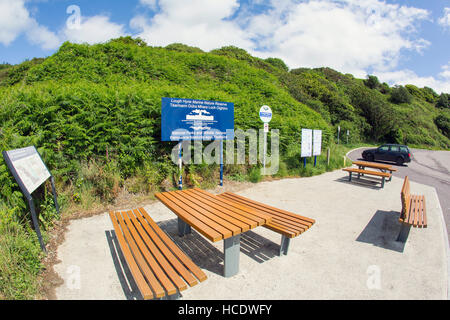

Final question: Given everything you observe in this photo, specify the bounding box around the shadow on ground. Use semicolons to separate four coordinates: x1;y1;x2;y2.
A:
105;230;144;300
356;210;407;253
105;218;280;299
158;219;279;275
335;176;383;190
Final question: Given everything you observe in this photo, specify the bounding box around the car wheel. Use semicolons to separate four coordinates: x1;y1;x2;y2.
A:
396;157;404;166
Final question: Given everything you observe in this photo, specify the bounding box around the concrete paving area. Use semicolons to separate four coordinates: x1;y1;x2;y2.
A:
53;170;448;300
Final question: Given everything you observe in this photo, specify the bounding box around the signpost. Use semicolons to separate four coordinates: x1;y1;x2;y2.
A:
313;130;322;167
337;125;341;144
161;98;234;188
301;128;313;167
259;105;272;175
2;146;60;252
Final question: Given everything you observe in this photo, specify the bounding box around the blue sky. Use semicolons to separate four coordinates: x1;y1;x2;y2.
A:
1;0;449;93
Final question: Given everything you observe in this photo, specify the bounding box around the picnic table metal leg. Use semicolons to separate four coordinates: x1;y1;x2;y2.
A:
381;177;385;188
348;172;352;181
178;217;191;237
279;235;291;256
396;223;411;242
224;235;240;277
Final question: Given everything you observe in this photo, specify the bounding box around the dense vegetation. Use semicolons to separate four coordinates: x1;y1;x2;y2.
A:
0;37;448;299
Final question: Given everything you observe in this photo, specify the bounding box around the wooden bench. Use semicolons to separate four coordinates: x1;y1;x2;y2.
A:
217;192;315;256
397;176;427;242
351;160;397;182
109;207;207;299
342;167;391;188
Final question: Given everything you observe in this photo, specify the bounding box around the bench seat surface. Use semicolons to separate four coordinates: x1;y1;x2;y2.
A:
109;207;207;299
400;176;427;228
217;192;315;238
342;167;391;178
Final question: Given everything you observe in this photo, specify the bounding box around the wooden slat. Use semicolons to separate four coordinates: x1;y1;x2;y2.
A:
168;191;245;235
265;222;301;238
131;209;197;287
352;160;397;171
116;211;166;298
163;191;234;240
219;193;312;227
342;167;391;178
122;211;178;295
217;192;315;238
220;195;311;232
407;197;415;225
138;208;207;282
220;192;315;225
155;192;223;242
191;188;271;225
422;197;427;228
184;189;261;227
126;210;189;291
174;190;252;233
109;212;154;300
418;196;425;228
413;196;420;227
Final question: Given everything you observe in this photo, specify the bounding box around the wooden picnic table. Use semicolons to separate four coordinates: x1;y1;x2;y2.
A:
351;160;397;181
155;188;272;277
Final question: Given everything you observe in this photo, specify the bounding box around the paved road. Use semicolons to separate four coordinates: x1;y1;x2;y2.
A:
347;147;450;244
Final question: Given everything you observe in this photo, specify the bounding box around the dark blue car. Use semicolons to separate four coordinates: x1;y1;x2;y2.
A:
362;144;412;165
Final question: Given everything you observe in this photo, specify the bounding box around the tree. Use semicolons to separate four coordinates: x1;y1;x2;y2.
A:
364;75;380;90
436;93;449;109
264;57;289;72
390;85;412;104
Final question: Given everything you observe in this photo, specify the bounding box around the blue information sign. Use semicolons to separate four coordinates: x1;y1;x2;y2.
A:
161;98;234;141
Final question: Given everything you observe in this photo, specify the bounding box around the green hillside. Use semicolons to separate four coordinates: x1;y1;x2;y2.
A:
0;37;448;298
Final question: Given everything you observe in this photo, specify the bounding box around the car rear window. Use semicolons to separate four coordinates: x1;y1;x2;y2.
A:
400;147;409;153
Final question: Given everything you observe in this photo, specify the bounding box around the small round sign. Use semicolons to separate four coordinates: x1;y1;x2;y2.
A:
259;105;272;123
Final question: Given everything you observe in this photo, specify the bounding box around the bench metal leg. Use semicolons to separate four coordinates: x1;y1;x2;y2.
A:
224;235;240;277
381;177;385;188
279;235;291;256
396;224;411;243
348;172;352;181
178;217;191;237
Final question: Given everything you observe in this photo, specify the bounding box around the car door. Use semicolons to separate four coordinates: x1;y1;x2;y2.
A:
374;145;389;161
388;145;400;162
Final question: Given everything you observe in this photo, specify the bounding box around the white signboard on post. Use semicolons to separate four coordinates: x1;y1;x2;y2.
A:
4;146;51;194
313;130;322;156
301;129;313;157
259;105;272;123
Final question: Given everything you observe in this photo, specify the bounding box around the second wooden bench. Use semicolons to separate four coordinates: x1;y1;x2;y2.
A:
342;167;391;188
397;176;427;242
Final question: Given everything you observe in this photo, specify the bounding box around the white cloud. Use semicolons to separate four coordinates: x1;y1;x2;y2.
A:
60;15;127;45
375;65;450;94
0;0;59;49
131;0;253;51
438;7;450;28
139;0;158;11
245;0;430;76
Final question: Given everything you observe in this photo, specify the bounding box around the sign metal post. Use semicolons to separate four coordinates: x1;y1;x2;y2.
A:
2;146;60;252
259;105;272;175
